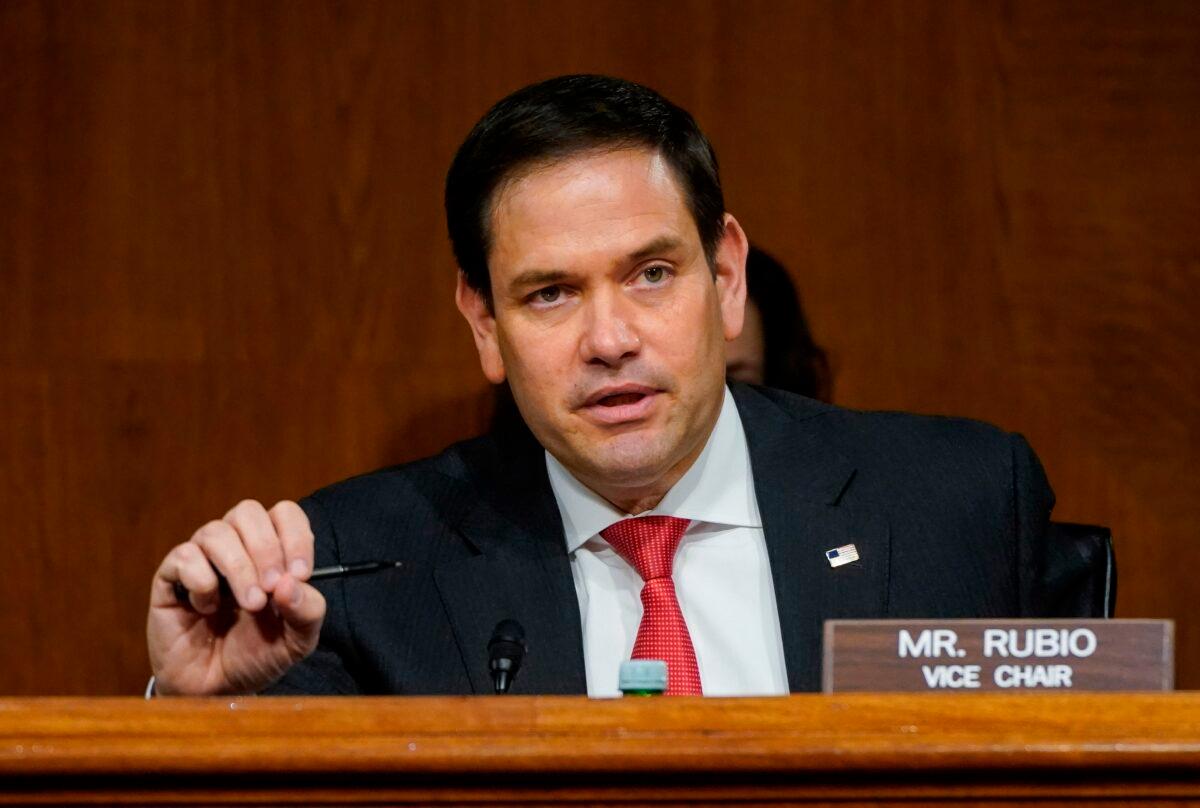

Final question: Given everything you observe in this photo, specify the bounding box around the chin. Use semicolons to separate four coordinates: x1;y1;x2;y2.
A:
581;433;677;488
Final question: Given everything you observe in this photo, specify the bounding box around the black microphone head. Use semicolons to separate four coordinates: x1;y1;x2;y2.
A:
488;619;527;694
489;619;525;648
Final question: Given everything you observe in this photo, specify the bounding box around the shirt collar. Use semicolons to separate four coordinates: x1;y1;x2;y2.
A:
546;386;762;554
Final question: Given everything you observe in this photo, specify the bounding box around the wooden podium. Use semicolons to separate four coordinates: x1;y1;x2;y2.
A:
2;694;1199;805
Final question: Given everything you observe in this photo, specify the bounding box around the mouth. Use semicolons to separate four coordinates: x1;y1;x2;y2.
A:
579;384;662;425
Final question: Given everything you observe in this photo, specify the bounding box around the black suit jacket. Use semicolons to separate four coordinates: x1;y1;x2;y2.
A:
268;384;1055;695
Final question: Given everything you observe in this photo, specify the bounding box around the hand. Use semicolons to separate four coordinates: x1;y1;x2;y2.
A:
147;500;327;695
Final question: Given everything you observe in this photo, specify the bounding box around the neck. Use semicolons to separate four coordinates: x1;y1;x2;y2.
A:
598;464;691;516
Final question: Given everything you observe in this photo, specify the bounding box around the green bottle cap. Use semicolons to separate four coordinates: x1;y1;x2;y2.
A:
618;659;668;695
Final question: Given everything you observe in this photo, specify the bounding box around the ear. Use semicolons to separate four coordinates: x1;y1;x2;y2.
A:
712;213;750;341
455;273;507;383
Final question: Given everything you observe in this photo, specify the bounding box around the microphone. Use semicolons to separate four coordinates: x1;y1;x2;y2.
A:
488;619;526;694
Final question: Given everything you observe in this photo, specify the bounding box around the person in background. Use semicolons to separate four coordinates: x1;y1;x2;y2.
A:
725;246;831;402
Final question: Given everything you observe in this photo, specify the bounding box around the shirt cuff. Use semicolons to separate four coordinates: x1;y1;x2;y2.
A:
144;675;156;699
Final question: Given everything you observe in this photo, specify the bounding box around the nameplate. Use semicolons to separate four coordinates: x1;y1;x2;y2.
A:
822;619;1173;692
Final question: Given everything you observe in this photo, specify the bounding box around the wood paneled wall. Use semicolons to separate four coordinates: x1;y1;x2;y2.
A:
1;0;1196;694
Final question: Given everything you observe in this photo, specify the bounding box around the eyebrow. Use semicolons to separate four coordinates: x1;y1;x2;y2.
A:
506;235;687;295
507;269;570;295
628;235;684;261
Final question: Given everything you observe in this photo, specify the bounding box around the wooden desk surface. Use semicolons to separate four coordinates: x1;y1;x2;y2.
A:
2;693;1199;805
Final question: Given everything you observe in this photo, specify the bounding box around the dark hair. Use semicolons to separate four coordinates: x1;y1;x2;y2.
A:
445;75;726;302
746;246;833;401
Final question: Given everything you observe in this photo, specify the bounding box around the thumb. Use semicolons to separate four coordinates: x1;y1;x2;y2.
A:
271;576;326;647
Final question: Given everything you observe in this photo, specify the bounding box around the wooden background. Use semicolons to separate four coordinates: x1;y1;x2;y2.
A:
1;0;1196;695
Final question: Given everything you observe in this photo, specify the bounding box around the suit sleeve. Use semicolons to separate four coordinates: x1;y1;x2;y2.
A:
259;494;363;695
1010;432;1057;617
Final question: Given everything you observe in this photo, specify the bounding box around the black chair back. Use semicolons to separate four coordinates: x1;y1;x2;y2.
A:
1042;522;1116;618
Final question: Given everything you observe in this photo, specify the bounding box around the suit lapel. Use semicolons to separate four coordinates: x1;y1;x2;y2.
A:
733;385;891;692
432;423;587;695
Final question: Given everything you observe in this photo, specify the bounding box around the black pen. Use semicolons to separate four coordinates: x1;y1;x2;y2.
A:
172;560;403;608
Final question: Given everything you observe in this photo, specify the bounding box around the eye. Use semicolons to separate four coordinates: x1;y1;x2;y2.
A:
536;286;561;303
641;265;669;284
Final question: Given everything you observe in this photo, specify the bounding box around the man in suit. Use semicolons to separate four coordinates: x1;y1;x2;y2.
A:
146;75;1055;697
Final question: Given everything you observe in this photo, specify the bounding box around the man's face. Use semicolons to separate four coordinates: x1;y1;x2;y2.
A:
457;147;747;504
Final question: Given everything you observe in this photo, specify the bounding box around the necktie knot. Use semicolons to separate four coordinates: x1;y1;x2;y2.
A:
600;515;691;582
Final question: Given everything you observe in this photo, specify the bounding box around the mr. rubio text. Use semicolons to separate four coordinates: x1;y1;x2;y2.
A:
897;628;1099;689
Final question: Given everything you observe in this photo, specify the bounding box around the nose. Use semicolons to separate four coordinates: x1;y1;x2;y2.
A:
579;288;641;367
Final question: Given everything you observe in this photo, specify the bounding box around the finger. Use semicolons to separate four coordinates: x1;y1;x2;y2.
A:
271;576;327;639
192;519;268;611
174;542;223;614
224;499;287;593
151;542;220;613
268;501;314;581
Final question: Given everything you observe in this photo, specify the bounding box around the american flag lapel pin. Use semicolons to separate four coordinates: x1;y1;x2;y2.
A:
826;543;859;568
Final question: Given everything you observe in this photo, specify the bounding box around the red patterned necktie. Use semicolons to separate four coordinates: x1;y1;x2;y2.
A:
600;516;703;696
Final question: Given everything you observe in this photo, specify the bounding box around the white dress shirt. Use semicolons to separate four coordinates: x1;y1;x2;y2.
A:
546;386;790;697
